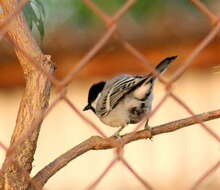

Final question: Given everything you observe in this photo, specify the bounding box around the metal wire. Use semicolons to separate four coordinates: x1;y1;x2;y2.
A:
0;0;219;190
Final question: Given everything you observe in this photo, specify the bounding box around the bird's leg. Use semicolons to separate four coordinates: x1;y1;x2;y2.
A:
144;120;153;140
113;126;125;138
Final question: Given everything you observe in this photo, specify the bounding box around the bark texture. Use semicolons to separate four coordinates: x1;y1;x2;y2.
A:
0;0;54;189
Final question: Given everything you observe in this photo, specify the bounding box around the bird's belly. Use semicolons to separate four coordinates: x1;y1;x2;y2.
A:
97;96;152;127
100;108;129;128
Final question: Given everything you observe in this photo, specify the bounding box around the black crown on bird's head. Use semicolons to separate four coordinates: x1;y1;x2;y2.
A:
83;81;106;113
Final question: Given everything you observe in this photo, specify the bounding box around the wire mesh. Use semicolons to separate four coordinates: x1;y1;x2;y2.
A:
0;0;219;190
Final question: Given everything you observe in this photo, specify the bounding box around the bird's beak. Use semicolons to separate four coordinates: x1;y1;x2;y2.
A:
83;104;91;111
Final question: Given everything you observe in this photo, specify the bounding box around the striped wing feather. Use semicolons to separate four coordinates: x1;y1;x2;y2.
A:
100;76;148;116
98;56;177;116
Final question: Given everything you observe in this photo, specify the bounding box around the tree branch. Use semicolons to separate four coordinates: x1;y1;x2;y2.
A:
0;10;5;190
33;109;220;188
0;170;4;190
0;0;55;189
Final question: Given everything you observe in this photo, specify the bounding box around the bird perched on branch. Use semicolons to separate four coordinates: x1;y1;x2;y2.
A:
83;56;177;137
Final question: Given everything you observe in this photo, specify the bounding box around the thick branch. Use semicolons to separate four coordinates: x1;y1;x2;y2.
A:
0;170;4;190
33;109;220;188
0;9;5;190
1;0;54;189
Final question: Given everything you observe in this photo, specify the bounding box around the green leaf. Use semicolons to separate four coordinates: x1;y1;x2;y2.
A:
36;14;45;40
23;3;34;30
23;0;45;40
33;0;46;17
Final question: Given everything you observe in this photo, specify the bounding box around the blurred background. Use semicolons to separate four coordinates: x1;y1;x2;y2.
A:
0;0;220;189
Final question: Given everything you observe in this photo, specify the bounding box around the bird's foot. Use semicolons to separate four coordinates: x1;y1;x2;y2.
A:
112;126;125;139
112;131;121;139
144;123;153;141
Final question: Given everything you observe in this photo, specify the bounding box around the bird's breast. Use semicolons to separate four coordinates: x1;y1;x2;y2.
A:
97;95;152;127
99;106;129;127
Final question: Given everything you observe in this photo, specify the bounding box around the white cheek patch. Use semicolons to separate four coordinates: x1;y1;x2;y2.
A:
93;93;101;108
133;83;151;99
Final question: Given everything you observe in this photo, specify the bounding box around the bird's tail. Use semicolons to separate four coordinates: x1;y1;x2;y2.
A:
154;56;177;75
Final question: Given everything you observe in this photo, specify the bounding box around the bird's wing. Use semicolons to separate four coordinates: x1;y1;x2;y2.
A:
99;75;149;116
98;56;177;117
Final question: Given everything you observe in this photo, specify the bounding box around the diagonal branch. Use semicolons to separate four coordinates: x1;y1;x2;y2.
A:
33;109;220;188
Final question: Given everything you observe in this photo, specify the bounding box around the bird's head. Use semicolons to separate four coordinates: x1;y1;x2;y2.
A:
83;81;106;113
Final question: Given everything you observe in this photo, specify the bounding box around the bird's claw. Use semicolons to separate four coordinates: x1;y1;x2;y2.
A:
112;126;125;139
112;131;122;139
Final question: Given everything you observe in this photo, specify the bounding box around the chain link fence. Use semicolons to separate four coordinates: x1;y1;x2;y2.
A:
0;0;220;190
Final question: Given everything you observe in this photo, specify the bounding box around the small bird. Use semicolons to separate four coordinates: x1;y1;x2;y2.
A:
83;56;177;137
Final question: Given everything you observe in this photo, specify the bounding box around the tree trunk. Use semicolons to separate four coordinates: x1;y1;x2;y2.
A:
0;0;55;189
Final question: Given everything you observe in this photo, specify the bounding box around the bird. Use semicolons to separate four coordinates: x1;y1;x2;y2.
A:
83;56;177;137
